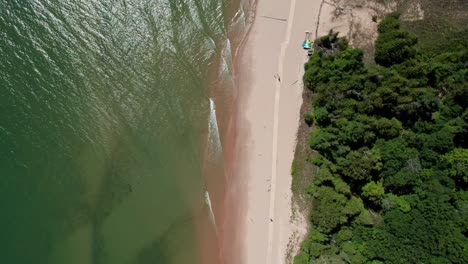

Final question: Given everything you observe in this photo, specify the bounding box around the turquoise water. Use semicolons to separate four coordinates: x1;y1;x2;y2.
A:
0;0;245;263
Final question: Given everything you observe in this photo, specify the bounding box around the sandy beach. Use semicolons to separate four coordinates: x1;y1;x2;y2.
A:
223;0;325;263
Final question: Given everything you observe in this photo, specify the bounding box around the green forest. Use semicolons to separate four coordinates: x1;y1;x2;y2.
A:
294;13;467;264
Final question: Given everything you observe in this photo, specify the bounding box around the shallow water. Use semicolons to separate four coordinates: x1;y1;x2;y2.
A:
0;0;244;263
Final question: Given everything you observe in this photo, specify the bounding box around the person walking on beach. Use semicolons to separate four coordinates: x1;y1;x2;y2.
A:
274;73;281;82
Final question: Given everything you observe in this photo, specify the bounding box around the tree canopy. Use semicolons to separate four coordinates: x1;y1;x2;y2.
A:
294;13;467;264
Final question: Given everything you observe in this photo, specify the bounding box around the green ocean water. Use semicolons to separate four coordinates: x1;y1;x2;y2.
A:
0;0;244;263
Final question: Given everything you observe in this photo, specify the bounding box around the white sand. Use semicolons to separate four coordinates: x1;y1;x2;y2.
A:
228;0;326;263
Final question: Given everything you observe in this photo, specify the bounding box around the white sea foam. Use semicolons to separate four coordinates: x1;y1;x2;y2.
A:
218;39;233;79
207;98;223;161
222;39;233;70
205;190;218;236
231;4;246;31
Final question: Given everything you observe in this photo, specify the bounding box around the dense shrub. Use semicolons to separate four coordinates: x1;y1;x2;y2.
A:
375;13;418;67
294;14;467;264
304;111;314;126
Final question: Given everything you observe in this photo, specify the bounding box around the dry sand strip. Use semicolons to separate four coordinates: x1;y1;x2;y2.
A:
233;0;324;263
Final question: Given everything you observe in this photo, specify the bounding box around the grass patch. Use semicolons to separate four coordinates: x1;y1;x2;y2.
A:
399;0;468;54
291;82;318;216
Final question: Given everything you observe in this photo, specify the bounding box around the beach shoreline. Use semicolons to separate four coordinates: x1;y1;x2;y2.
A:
222;0;325;263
